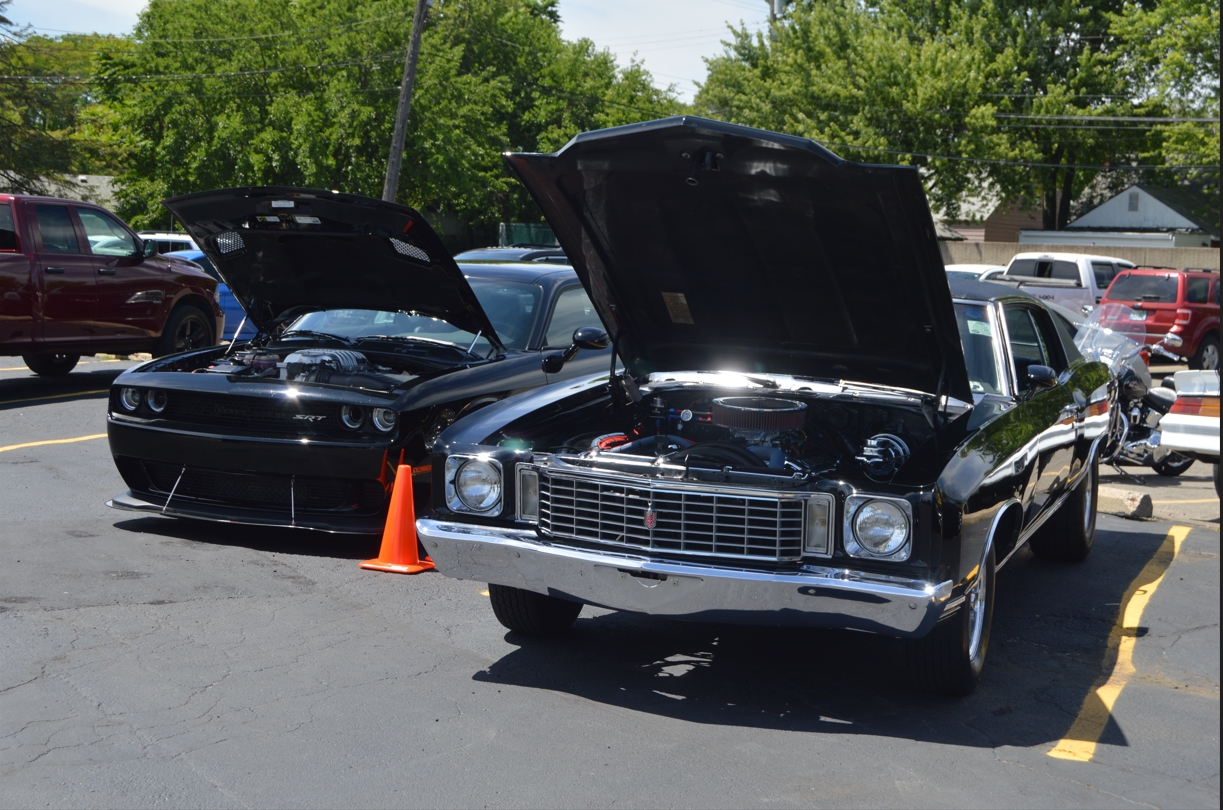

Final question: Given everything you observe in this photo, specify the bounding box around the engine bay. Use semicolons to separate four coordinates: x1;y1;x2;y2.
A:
544;383;939;485
193;347;414;392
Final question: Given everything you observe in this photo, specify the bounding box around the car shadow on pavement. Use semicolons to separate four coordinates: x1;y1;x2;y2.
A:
474;525;1170;748
0;367;126;411
112;517;383;561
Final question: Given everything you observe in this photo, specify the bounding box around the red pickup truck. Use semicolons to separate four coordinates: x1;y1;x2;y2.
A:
0;194;223;375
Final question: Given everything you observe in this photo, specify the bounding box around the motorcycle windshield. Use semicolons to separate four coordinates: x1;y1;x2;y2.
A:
1075;303;1147;369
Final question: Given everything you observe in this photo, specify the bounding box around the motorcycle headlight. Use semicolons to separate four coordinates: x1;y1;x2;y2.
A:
119;387;142;411
846;496;912;560
445;456;502;514
147;389;168;413
340;405;365;429
371;407;397;432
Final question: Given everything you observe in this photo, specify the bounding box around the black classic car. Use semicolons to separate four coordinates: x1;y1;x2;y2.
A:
106;187;608;534
416;118;1113;695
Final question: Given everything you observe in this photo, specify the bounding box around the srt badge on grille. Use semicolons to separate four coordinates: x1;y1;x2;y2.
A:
643;507;657;529
293;414;326;421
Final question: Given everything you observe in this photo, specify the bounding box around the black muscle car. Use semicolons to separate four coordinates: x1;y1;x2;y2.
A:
416;118;1113;695
106;187;609;534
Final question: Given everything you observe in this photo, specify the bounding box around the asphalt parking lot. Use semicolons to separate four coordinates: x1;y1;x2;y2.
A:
0;359;1218;809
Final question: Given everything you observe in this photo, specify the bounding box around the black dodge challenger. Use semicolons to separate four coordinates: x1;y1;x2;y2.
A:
416;117;1114;695
105;187;609;534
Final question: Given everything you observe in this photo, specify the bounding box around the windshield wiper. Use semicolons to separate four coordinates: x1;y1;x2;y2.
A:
278;329;352;343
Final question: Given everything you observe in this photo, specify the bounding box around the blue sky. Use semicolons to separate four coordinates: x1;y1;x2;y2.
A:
9;0;770;102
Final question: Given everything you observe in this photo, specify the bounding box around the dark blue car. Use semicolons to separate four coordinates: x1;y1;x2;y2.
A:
164;249;256;341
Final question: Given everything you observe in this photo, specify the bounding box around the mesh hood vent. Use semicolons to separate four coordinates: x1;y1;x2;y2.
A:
390;237;429;263
214;231;246;255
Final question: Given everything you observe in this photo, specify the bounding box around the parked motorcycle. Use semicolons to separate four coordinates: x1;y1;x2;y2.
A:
1074;303;1191;478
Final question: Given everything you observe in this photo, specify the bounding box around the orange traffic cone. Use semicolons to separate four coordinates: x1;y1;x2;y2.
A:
360;465;435;574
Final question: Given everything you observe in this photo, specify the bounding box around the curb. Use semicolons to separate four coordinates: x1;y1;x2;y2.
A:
1098;485;1153;519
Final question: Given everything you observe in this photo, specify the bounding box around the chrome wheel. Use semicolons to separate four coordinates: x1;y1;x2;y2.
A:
1083;461;1094;532
967;569;987;661
1201;342;1219;371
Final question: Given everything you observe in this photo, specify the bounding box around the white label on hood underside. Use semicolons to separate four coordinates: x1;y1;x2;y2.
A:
271;200;295;208
661;292;694;325
294;216;321;224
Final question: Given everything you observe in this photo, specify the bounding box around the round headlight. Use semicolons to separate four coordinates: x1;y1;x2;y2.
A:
147;390;168;413
340;405;365;429
852;500;909;556
455;459;501;512
119;387;142;411
371;407;397;432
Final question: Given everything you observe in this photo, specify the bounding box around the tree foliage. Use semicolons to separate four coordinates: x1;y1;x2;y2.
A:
91;0;680;231
0;1;120;192
695;0;1219;227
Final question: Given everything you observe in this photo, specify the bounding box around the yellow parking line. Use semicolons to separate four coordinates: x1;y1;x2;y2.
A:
0;433;107;454
0;389;109;406
1152;499;1219;505
1048;526;1192;763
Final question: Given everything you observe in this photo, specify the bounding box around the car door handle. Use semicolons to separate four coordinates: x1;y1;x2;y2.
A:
97;267;117;275
45;266;65;274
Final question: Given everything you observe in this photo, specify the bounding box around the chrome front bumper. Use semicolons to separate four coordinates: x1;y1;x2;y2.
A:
417;519;954;638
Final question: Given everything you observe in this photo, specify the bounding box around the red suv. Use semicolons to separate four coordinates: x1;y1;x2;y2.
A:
0;194;223;375
1100;268;1220;370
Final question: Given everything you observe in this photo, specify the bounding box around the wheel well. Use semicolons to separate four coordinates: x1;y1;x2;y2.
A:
170;295;217;339
990;500;1024;566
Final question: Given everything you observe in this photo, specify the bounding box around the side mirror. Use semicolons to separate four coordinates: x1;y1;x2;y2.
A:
540;327;610;374
142;239;157;258
1027;365;1057;389
1161;332;1183;349
571;326;609;351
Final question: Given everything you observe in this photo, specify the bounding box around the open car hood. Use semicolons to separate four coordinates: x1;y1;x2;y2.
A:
163;187;502;348
503;117;971;402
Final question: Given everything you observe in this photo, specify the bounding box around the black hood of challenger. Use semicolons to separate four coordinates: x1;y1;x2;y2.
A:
503;117;971;402
163;187;501;347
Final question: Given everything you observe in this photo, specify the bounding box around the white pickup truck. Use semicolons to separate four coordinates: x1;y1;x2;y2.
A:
990;252;1136;310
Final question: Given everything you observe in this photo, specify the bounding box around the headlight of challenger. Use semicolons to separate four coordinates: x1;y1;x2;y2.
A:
445;456;503;514
845;496;912;560
371;408;397;432
119;387;143;411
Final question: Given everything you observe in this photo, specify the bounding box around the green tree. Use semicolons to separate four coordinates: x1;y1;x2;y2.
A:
695;0;1219;228
92;0;679;231
0;3;120;191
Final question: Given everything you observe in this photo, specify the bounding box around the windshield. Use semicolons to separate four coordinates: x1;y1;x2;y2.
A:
954;303;1003;395
1106;272;1178;303
281;278;542;352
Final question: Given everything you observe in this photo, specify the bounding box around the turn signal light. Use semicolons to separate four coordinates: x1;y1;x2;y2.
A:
1170;396;1221;418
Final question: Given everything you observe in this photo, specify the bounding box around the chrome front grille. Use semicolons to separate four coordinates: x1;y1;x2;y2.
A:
538;471;808;562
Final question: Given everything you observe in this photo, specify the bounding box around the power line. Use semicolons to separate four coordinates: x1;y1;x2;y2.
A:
0;49;407;82
996;113;1219;123
825;142;1218;171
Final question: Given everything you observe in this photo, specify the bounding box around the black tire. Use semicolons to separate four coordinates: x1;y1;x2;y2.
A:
1189;334;1219;371
1152;453;1194;477
1213;464;1220;499
910;544;995;696
153;305;213;357
488;584;582;635
1029;453;1098;562
21;353;80;376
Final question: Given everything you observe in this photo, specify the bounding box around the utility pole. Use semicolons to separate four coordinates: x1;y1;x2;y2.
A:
382;0;431;202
